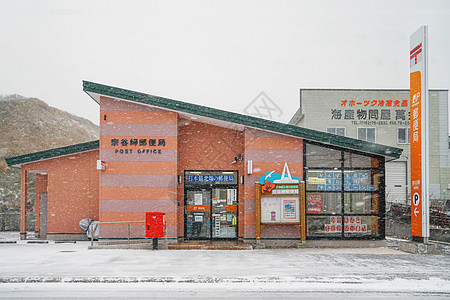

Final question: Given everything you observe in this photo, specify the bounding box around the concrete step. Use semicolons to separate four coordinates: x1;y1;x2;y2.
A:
89;239;169;250
96;239;155;245
168;241;252;250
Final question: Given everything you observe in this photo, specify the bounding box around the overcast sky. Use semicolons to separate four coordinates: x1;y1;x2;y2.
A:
1;0;449;126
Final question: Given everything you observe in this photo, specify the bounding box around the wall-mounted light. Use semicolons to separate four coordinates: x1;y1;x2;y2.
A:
232;153;243;164
96;160;106;171
247;160;253;175
178;175;182;185
241;175;244;185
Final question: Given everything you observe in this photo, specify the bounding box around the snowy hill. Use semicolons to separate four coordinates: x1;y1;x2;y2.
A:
0;96;99;211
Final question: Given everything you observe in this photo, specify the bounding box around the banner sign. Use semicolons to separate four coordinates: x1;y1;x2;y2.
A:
315;172;376;192
332;100;410;126
410;26;429;239
187;175;234;183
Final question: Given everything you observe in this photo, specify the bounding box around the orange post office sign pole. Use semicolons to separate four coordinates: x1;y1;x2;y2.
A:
410;26;429;241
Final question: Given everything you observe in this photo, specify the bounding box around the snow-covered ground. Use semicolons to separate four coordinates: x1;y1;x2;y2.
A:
0;232;449;298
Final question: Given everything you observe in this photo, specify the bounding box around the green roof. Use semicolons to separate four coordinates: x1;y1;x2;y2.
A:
5;140;99;167
6;82;402;168
83;81;402;159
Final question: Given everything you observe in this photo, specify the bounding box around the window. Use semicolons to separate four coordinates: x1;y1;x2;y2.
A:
304;141;384;239
398;128;410;144
357;127;376;142
327;127;346;136
344;152;376;168
305;143;341;168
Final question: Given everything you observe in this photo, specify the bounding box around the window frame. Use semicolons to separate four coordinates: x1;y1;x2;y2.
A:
303;140;385;240
397;127;410;144
357;127;376;143
326;127;346;137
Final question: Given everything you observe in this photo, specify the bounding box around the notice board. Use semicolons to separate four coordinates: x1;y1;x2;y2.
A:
260;197;299;223
255;182;306;241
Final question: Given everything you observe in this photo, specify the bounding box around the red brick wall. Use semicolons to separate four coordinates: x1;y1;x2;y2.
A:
99;96;178;238
22;150;99;234
177;120;245;237
243;128;303;239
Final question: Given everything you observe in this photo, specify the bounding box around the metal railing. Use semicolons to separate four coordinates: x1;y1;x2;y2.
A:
386;200;450;229
89;220;167;246
0;211;35;231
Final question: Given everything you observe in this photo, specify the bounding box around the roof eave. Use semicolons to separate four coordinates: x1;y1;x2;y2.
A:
5;140;99;168
83;81;402;160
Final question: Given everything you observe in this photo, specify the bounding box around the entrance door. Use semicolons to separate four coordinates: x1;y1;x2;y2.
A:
211;188;237;239
184;171;238;240
185;189;211;239
385;161;407;204
38;192;47;238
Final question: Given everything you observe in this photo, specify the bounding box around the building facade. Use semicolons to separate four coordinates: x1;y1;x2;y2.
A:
289;89;450;206
6;82;403;245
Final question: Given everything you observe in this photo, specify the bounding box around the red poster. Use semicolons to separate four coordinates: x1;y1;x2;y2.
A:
307;193;322;213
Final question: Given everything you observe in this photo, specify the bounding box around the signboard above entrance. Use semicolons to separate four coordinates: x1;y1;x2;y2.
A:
187;175;235;183
185;171;238;185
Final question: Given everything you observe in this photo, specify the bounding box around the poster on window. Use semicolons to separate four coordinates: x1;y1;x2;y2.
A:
227;189;237;205
194;194;203;205
307;193;322;213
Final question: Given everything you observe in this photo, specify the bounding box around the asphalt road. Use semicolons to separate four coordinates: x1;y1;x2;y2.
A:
0;235;449;298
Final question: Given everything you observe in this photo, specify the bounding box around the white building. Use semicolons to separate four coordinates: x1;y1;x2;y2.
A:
289;89;450;205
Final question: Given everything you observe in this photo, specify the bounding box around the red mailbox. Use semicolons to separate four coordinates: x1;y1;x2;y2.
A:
145;212;165;238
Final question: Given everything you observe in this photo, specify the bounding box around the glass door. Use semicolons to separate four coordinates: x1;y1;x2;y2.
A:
184;170;239;240
185;189;211;240
211;188;238;239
